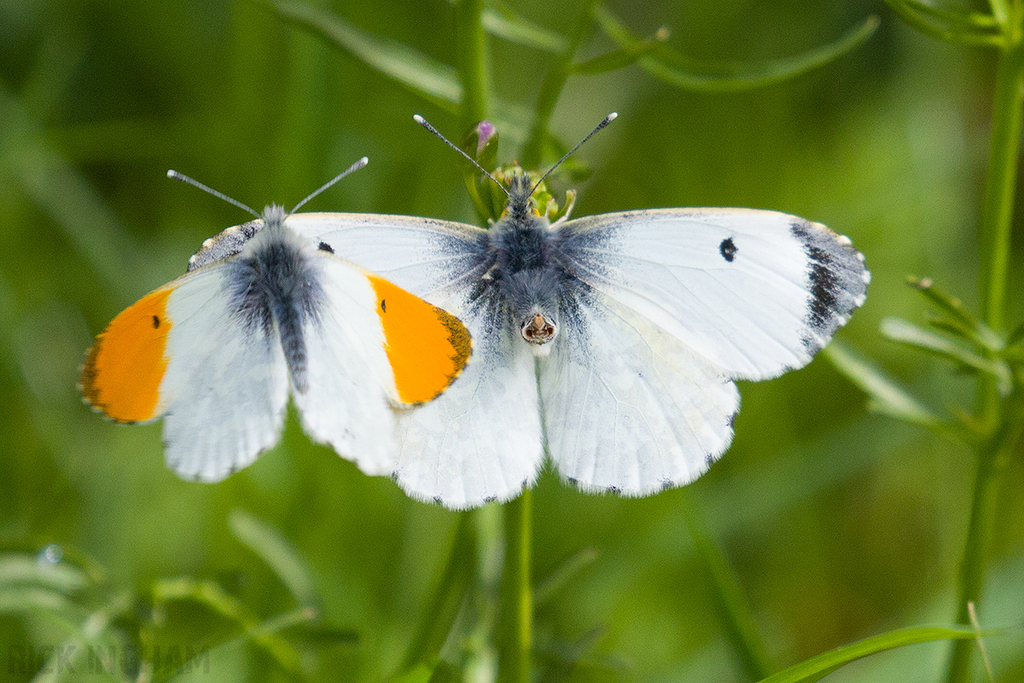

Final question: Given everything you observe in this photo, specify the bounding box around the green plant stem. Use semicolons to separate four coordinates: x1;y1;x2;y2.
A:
521;0;597;166
979;36;1024;337
498;490;532;683
681;493;773;680
400;512;476;671
946;417;1023;683
947;13;1024;683
456;0;490;129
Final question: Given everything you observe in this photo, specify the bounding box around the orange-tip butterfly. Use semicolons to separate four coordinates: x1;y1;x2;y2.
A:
283;116;870;509
80;157;472;481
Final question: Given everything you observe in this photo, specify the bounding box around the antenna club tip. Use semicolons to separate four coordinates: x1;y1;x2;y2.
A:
166;169;179;179
607;112;618;121
413;114;425;124
357;156;369;167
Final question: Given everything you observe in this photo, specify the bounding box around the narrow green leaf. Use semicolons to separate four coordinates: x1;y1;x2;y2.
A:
271;1;462;109
0;587;78;615
881;318;1013;395
900;0;999;29
0;554;90;594
910;277;979;331
910;277;1003;351
481;5;567;53
757;625;1004;683
399;512;476;671
30;592;134;683
594;7;879;92
0;87;140;300
571;27;668;75
682;493;773;679
253;606;321;637
391;662;436;683
883;0;1003;47
1006;319;1024;347
289;621;360;647
152;577;303;675
228;509;319;608
533;547;598;607
988;0;1009;26
534;626;604;683
823;343;952;433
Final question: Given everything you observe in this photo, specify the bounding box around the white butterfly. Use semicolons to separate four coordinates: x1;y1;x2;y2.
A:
291;116;870;508
80;158;471;482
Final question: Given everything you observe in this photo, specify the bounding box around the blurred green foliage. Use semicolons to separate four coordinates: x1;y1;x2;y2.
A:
1;0;1023;681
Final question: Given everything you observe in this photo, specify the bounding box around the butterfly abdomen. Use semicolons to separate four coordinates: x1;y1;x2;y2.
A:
227;229;324;393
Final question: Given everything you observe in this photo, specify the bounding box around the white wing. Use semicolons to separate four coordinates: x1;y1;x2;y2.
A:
540;288;739;494
286;213;489;301
393;300;542;508
290;255;398;475
294;213;542;508
559;209;869;380
159;266;290;481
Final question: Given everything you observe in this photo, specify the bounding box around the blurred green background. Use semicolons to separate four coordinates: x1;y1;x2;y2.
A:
1;0;1022;680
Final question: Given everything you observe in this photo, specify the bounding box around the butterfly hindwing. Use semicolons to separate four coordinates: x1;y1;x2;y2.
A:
540;286;739;494
393;299;542;508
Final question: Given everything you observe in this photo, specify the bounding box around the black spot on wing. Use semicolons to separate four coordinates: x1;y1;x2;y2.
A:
318;241;334;253
152;315;161;329
719;237;737;262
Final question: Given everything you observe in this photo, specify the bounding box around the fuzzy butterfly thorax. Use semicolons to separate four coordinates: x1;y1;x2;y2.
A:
482;167;571;354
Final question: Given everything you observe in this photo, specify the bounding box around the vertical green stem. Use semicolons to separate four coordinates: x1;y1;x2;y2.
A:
681;494;773;680
466;504;504;679
521;0;598;166
946;12;1024;683
456;0;490;130
979;40;1024;337
498;490;532;683
400;512;476;671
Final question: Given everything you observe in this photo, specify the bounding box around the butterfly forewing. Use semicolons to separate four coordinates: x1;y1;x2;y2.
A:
559;209;868;380
158;264;291;481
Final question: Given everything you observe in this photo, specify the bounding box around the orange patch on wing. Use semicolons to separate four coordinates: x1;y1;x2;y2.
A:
368;275;471;404
80;287;174;423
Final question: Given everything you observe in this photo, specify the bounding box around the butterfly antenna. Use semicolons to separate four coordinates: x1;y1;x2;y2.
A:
289;156;369;215
530;112;617;195
166;170;261;219
413;114;510;198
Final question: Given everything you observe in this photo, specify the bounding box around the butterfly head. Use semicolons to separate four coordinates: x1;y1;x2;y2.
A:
487;164;576;227
503;267;562;356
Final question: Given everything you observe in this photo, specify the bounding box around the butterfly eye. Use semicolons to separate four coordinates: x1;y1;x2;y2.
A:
521;313;557;344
